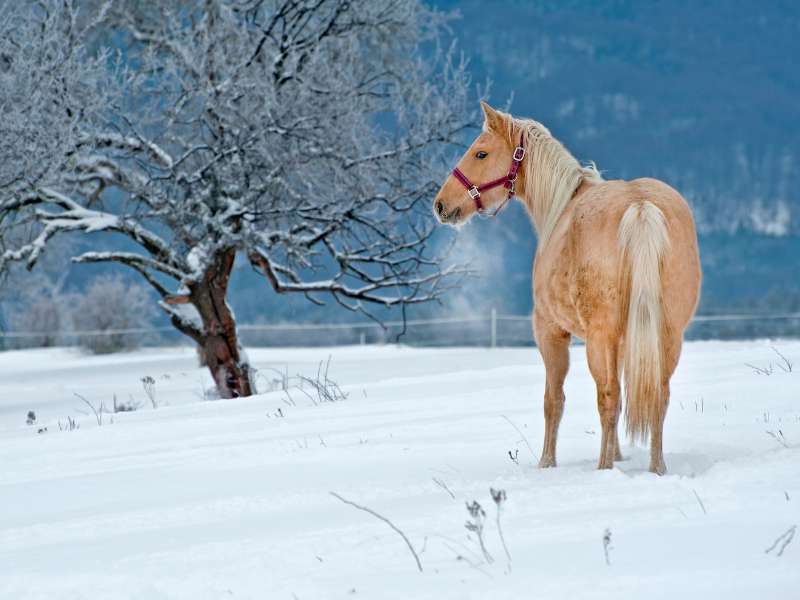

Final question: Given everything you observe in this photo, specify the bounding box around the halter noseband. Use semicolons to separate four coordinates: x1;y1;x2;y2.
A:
451;132;525;218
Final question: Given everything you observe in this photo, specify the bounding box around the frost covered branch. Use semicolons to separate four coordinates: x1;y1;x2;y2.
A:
1;0;473;398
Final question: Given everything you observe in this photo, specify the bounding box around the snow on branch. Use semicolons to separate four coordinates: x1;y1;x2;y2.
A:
73;252;182;295
88;132;175;170
1;189;184;276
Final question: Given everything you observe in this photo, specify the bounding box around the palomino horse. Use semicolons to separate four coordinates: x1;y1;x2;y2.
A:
434;102;701;474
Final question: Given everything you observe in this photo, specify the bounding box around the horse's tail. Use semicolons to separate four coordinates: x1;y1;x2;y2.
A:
618;201;670;443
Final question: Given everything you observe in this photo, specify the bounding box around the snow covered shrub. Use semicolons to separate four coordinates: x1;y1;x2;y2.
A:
2;261;74;349
5;292;71;348
72;275;156;354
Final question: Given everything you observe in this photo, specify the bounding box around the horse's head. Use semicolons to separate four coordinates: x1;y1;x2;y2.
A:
434;101;521;226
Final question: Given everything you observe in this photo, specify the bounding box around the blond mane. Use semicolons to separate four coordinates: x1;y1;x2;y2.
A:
498;116;602;248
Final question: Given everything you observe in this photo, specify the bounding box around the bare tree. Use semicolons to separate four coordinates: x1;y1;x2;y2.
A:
1;0;472;397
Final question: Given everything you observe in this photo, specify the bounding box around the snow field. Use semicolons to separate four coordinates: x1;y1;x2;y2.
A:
0;340;798;599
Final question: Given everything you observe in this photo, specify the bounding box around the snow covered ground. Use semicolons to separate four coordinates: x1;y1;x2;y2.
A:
1;340;798;599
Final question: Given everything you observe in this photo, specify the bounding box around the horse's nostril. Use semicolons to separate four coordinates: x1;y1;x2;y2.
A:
436;200;445;216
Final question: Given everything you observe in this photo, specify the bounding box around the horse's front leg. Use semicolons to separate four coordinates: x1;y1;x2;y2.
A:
586;334;621;470
534;312;571;468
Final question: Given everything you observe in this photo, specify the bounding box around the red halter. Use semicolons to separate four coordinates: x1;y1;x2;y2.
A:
451;132;525;218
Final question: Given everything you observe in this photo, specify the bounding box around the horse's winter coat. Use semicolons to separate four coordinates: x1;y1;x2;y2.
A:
434;102;701;474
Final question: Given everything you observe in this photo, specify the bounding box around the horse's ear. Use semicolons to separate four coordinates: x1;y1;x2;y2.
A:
480;100;506;133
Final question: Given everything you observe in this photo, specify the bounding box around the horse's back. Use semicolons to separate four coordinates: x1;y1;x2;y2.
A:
535;177;701;338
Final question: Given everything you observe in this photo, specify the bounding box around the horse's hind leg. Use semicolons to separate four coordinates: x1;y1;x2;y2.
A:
650;334;682;474
534;312;571;468
586;334;621;470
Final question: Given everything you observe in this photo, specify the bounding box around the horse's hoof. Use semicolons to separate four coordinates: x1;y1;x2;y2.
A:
538;456;556;468
649;462;667;476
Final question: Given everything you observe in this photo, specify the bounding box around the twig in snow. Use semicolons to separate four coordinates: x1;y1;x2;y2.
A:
745;362;773;376
771;347;793;373
766;429;790;448
500;415;538;462
329;491;423;572
765;525;796;557
432;477;455;499
693;489;707;515
465;500;493;564
74;393;102;426
490;488;512;570
603;528;612;565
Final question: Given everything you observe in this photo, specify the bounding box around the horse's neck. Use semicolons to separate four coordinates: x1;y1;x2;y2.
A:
522;177;596;251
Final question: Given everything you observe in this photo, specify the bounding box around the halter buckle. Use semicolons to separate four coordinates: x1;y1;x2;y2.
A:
513;146;525;162
467;186;481;200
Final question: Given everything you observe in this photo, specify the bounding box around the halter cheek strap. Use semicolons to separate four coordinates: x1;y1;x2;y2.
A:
451;132;525;217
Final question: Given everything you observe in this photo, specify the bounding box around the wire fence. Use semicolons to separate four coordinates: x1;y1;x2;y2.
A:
2;310;800;350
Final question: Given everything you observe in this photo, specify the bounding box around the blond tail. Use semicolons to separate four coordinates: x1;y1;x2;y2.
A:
618;201;670;443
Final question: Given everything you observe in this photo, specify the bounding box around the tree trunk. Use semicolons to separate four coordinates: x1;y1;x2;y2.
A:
189;248;254;399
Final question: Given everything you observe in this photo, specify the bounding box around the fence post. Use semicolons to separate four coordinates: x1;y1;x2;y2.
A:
490;308;497;348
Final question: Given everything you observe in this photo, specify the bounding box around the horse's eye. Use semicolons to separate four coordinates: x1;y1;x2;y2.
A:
475;151;488;159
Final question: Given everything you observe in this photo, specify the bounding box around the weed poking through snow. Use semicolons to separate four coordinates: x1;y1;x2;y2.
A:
603;529;613;565
330;491;423;572
465;500;493;564
297;357;348;404
745;362;773;376
432;477;455;499
693;489;708;515
771;347;793;373
766;429;790;448
74;393;103;426
141;376;158;408
491;488;512;571
282;356;348;407
58;416;79;432
113;394;142;413
746;347;794;376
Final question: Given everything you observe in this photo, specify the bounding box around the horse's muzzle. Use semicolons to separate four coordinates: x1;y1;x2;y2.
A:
434;200;460;225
